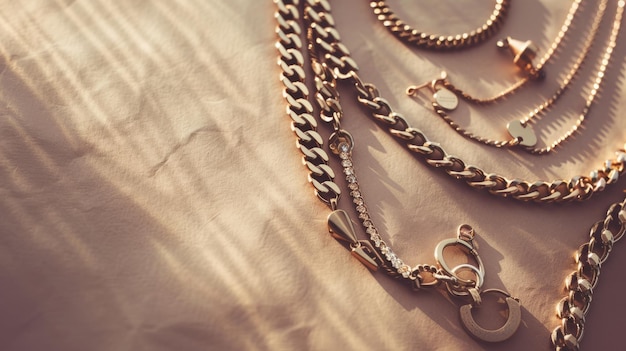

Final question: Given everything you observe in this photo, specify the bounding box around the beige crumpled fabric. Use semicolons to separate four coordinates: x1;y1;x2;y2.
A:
1;1;625;350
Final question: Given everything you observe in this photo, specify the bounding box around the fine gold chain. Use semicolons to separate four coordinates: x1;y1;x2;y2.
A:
275;0;626;350
400;0;583;151
417;0;584;103
369;0;509;50
403;0;582;112
408;0;623;154
275;0;626;348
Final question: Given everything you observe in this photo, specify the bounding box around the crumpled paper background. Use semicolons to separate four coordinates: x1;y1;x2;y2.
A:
0;1;625;350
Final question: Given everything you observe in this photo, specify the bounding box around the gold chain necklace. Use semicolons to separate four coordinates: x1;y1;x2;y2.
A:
275;0;626;348
406;0;623;154
369;0;510;50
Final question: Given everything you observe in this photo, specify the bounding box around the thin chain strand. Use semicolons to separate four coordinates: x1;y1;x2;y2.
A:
434;0;622;154
551;198;626;350
337;149;417;281
369;0;509;50
441;0;582;104
532;0;625;155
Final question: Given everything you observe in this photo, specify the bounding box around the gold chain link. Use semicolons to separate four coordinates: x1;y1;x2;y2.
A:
275;0;341;207
551;199;626;350
369;0;509;50
352;72;626;202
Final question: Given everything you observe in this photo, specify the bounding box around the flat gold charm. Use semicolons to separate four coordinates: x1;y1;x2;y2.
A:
507;120;537;147
459;289;521;342
433;88;458;110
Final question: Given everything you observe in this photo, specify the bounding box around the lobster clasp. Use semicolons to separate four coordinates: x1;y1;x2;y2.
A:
406;71;459;111
434;224;485;295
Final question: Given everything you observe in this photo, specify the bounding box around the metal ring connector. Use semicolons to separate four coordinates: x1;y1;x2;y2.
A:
328;129;354;155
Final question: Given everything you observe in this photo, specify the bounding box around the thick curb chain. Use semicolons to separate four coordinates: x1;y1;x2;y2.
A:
369;0;509;50
551;199;626;351
276;0;341;206
352;76;626;202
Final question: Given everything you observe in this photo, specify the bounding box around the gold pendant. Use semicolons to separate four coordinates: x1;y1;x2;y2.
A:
433;88;459;110
507;120;537;147
459;289;522;342
327;209;380;271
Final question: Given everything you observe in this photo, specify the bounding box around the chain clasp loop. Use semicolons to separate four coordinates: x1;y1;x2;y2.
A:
434;224;485;295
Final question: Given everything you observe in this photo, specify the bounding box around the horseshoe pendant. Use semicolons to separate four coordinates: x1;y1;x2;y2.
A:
459;289;522;342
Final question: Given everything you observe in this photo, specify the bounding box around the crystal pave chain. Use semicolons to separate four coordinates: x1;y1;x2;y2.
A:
303;1;626;203
407;0;623;154
331;138;523;343
275;0;626;349
332;151;626;349
369;0;510;50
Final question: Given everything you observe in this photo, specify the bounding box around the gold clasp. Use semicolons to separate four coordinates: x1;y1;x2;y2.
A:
406;71;447;96
434;225;521;342
434;224;485;295
406;71;459;111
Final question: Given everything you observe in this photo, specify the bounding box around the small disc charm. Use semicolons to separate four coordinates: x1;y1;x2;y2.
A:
507;120;537;147
433;88;459;110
